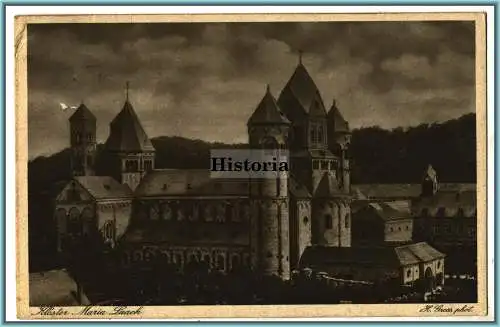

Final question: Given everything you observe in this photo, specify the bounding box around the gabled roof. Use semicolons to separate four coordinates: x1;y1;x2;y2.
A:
105;100;155;152
289;176;312;198
314;172;344;197
135;169;250;197
248;86;290;126
398;242;445;263
412;189;477;217
300;242;445;270
353;183;476;200
327;101;350;133
74;176;133;200
69;103;96;122
353;184;422;199
361;201;412;221
278;62;327;117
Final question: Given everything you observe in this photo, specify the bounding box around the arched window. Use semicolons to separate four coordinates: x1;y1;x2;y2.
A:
436;207;446;218
303;216;309;225
318;126;324;143
203;255;211;265
189;254;198;263
217;255;225;271
161;203;172;220
68;207;81;236
81;207;93;236
103;220;115;241
310;128;316;143
160;251;171;263
345;213;350;228
55;208;67;235
133;251;143;262
175;254;183;267
324;214;333;229
144;249;154;262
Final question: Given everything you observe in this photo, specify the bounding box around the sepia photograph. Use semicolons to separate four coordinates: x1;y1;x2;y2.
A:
12;8;491;320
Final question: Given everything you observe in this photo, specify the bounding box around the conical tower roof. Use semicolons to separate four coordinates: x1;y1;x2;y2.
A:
69;103;96;122
105;100;155;152
278;60;327;117
314;172;343;197
248;86;290;126
327;100;350;133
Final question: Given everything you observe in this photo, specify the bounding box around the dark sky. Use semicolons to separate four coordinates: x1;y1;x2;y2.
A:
28;21;475;159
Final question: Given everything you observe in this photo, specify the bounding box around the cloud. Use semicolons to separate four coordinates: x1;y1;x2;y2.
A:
27;21;475;159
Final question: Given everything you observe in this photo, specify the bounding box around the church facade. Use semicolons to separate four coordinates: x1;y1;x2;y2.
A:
54;60;445;287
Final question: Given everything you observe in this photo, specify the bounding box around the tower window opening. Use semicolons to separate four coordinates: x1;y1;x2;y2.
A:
125;160;138;172
318;126;324;143
313;161;319;169
310;128;316;143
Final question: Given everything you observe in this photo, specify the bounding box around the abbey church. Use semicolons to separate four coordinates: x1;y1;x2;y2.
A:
54;58;450;287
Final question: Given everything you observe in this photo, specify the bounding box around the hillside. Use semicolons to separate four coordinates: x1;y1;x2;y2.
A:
28;113;477;189
27;113;476;271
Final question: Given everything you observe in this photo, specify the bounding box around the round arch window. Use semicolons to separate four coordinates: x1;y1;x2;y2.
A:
303;217;309;225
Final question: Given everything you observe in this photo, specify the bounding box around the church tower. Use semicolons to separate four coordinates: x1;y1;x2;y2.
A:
69;103;96;176
327;99;351;193
277;53;338;193
421;164;439;197
311;172;351;247
248;85;291;279
104;83;155;191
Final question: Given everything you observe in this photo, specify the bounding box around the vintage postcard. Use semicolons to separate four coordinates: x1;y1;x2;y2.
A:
11;7;492;321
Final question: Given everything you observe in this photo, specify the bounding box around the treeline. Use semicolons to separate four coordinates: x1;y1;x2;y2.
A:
27;113;476;271
350;113;476;183
28;113;476;194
